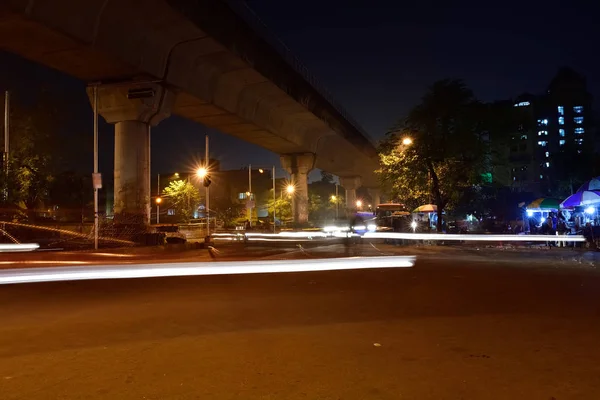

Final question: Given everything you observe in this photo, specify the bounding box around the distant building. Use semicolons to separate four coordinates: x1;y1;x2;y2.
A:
500;67;594;196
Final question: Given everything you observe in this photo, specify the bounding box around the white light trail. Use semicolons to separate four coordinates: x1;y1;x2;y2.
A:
0;256;415;285
362;232;586;242
0;243;40;252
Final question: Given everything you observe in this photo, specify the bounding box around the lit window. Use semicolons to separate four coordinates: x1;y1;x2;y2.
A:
538;141;547;147
558;106;564;115
575;138;583;145
540;174;543;179
574;116;584;124
238;193;247;200
558;117;565;125
537;119;548;126
545;151;550;158
575;127;585;134
520;134;528;140
514;101;530;107
573;106;583;114
538;130;548;136
545;162;550;168
559;129;565;137
167;209;175;216
559;139;566;146
577;149;582;154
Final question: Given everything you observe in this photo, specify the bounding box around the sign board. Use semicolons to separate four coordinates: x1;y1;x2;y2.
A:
92;173;102;189
246;200;255;209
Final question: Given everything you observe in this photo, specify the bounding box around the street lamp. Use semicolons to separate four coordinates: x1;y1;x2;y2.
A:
356;200;362;209
402;137;413;146
286;184;295;194
196;167;208;178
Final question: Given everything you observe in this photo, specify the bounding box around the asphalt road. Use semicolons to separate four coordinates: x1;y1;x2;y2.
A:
1;254;600;399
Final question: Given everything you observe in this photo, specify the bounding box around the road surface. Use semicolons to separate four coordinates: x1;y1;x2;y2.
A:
1;253;600;399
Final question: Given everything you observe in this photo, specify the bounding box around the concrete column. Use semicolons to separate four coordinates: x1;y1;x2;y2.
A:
367;188;381;209
114;120;150;221
340;176;362;214
280;153;315;225
87;83;175;225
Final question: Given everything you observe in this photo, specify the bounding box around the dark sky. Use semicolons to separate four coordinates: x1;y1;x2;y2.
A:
1;0;599;181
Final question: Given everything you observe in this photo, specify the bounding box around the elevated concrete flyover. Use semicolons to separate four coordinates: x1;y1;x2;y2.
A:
0;0;379;224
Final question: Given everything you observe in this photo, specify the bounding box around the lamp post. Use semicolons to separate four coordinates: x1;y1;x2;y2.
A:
272;165;276;233
3;91;9;202
156;173;160;224
248;164;252;225
248;164;277;231
92;86;99;250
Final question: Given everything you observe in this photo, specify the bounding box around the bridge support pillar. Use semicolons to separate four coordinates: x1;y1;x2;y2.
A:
340;176;362;214
87;84;175;226
281;153;315;225
367;188;381;209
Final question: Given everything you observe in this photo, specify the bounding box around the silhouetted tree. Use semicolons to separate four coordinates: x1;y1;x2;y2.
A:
378;80;487;231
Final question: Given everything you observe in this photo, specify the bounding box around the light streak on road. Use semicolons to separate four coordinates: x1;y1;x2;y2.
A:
362;232;587;242
0;243;40;252
0;256;415;285
0;260;90;265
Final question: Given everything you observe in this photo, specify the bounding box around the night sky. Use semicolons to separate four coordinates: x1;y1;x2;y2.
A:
1;0;599;181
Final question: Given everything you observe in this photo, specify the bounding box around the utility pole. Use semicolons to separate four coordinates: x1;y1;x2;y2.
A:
92;86;99;250
205;134;210;237
272;165;276;233
335;184;339;219
248;164;252;225
3;91;9;201
156;173;160;224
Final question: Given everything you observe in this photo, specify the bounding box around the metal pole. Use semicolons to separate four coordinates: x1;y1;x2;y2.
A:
248;164;252;225
3;91;9;201
93;86;99;250
272;165;276;233
156;173;160;224
205;134;210;237
148;125;151;225
335;184;339;219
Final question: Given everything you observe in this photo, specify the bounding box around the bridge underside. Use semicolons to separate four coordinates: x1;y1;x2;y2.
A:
0;0;378;223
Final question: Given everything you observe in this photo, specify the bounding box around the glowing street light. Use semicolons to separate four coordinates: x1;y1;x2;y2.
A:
402;137;413;146
258;168;264;174
196;167;208;178
155;197;162;204
286;184;295;194
330;195;337;201
356;200;362;208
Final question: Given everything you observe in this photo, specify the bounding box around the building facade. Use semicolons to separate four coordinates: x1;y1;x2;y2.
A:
504;68;594;196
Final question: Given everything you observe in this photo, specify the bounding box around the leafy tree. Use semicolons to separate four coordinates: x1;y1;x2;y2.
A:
162;180;201;222
320;171;334;184
48;171;93;222
550;143;599;197
0;91;62;219
211;196;245;228
267;196;292;223
378;80;487;231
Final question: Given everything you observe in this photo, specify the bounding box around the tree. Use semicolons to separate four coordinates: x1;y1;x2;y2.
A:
551;143;599;197
1;89;65;220
378;80;487;231
48;171;93;222
211;196;245;228
267;196;292;223
162;180;201;222
320;171;334;184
